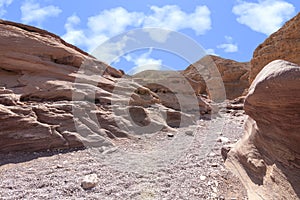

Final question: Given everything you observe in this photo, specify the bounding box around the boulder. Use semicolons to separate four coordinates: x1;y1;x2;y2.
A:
250;13;300;82
225;60;300;199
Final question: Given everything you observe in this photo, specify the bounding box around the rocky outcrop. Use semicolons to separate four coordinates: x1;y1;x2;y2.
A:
0;20;196;152
225;60;300;199
183;55;250;100
133;55;250;114
250;13;300;82
133;70;212;115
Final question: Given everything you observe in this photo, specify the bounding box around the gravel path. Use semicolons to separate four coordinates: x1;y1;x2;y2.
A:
0;111;248;200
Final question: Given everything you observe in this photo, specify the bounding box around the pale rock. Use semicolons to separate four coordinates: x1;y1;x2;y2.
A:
217;136;229;143
211;163;218;167
208;152;216;157
81;174;99;190
200;175;206;181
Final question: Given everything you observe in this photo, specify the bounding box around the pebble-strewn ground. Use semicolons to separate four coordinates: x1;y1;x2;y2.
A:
0;111;248;200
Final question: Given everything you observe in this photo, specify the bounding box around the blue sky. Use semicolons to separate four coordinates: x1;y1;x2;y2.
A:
1;0;299;73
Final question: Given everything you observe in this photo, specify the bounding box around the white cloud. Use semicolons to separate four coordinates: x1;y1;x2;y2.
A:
0;0;13;16
61;5;212;69
62;5;212;51
93;35;130;64
143;5;211;42
232;0;295;35
217;36;238;53
206;48;218;56
224;36;233;43
63;14;88;47
21;0;62;26
87;7;144;37
124;48;162;74
217;43;238;53
63;8;143;52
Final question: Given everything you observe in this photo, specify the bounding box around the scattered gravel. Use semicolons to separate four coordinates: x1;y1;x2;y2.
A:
0;111;248;200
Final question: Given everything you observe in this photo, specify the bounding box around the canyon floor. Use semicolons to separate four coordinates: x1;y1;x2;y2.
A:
0;109;248;200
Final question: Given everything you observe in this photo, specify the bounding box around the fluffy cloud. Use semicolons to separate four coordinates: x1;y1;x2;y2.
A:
217;43;238;53
63;8;143;52
143;5;211;42
232;0;295;35
87;7;144;37
62;5;212;70
63;5;212;51
92;35;130;64
63;15;87;46
205;48;218;56
143;5;211;34
62;14;107;52
21;0;62;26
217;36;238;53
124;48;162;74
0;0;12;16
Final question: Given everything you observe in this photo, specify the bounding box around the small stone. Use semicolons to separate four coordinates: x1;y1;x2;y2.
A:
211;192;218;198
81;174;99;190
211;163;218;167
185;130;194;136
102;147;119;155
221;144;234;161
56;165;63;169
208;152;216;157
210;172;218;177
218;195;225;200
167;133;174;137
217;136;229;143
211;186;218;193
200;175;206;181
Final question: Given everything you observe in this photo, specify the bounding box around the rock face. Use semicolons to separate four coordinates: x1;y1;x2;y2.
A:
226;60;300;199
133;70;212;115
250;13;300;82
133;55;250;116
0;20;196;152
183;55;250;100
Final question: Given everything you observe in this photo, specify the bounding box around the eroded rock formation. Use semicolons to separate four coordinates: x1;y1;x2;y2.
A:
0;20;196;152
250;12;300;82
226;60;300;199
133;70;212;115
183;55;250;100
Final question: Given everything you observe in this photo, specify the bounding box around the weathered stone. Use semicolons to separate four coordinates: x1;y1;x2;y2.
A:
81;174;99;190
183;55;250;100
221;144;234;161
133;70;212;114
226;60;300;200
0;20;198;152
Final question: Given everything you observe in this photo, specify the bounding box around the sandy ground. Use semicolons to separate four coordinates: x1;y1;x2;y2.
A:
0;110;248;200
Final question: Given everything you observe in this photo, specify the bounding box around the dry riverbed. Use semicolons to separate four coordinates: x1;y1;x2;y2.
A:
0;110;248;200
